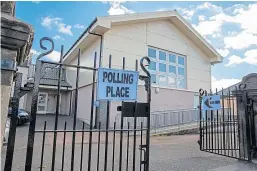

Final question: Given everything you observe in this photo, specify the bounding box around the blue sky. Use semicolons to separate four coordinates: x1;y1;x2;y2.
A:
16;1;256;89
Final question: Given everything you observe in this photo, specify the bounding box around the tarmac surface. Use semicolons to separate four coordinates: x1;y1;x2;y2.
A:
2;115;257;171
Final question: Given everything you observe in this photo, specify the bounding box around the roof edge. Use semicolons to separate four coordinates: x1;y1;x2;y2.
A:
63;17;98;60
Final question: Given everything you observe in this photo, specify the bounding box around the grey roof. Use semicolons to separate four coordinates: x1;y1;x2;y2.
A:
28;63;72;88
40;63;72;88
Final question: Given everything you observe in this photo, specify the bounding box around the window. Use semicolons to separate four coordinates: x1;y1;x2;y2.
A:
148;47;186;89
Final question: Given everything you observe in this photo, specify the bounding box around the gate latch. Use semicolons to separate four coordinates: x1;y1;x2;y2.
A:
139;144;147;165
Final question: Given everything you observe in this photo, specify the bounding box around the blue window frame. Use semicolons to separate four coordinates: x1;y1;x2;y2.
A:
148;47;186;89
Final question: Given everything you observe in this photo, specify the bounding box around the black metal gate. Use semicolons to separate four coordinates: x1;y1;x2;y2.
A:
4;37;151;171
198;85;256;161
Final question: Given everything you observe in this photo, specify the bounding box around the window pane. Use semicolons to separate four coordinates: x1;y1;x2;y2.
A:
178;67;185;75
177;75;186;89
158;75;167;86
159;63;166;72
151;74;157;84
178;56;185;65
148;48;156;58
169;65;176;74
169;54;176;63
148;61;156;71
167;75;176;88
159;51;166;61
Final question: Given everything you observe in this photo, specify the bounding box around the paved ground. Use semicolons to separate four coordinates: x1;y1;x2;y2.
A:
2;115;257;171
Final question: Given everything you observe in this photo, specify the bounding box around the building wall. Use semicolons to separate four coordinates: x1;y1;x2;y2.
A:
66;39;101;89
66;19;213;126
102;20;211;91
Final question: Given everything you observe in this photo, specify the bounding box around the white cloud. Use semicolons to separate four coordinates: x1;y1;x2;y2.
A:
224;31;257;50
197;2;223;13
180;9;195;20
41;16;73;36
233;3;257;34
226;49;257;66
108;2;135;15
156;8;170;12
243;49;257;65
198;15;205;21
53;35;61;40
41;17;62;29
30;49;40;55
32;1;40;3
45;50;61;62
58;23;73;36
225;55;243;66
212;76;241;91
217;49;230;57
74;24;85;29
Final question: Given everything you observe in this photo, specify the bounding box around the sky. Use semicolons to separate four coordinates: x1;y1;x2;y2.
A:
16;1;257;90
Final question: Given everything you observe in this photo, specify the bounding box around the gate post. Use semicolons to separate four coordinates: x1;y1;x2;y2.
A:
233;73;257;161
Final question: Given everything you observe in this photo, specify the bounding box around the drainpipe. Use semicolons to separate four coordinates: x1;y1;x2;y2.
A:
88;30;103;128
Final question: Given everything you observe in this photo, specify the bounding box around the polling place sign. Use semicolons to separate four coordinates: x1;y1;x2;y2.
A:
97;68;139;101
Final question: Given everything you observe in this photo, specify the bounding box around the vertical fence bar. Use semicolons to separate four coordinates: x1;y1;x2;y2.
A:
210;89;214;153
51;45;64;171
243;92;252;161
140;122;143;171
213;118;216;153
216;88;219;154
39;121;47;171
119;57;125;171
232;94;237;157
70;49;81;171
242;119;246;159
80;122;85;171
104;55;112;171
96;122;101;171
222;88;226;155
226;90;231;156
112;122;116;171
25;41;46;171
236;87;241;159
199;90;203;150
61;122;67;171
126;122;130;171
205;90;208;150
228;89;233;157
4;73;21;171
132;60;138;171
87;52;97;171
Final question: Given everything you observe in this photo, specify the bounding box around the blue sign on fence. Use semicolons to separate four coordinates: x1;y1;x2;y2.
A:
202;95;221;110
97;68;139;101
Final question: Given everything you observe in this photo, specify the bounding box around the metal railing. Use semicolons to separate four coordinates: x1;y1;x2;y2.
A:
114;108;199;133
114;108;233;134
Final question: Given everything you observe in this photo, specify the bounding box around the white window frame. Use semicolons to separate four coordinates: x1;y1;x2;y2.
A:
148;46;187;90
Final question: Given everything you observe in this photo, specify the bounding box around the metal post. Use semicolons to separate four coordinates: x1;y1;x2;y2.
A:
4;73;22;171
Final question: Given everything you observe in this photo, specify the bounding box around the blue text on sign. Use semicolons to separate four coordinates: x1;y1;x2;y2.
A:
97;68;139;101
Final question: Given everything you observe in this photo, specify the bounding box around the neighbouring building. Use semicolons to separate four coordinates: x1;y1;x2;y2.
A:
25;63;72;115
62;11;223;126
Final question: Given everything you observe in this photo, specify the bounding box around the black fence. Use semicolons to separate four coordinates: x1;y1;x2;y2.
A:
3;37;151;171
198;87;256;161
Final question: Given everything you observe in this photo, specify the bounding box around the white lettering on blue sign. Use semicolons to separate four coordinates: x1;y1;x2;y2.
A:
97;68;139;101
202;95;221;110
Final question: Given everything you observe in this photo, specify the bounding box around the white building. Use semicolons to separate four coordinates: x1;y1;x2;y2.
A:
63;10;222;126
